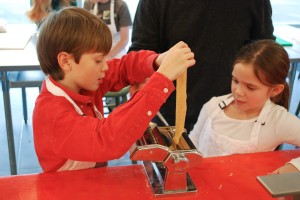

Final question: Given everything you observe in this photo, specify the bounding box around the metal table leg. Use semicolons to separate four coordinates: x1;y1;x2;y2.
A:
1;71;17;175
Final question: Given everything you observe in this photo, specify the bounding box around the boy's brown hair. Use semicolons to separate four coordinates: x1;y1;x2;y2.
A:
37;7;112;80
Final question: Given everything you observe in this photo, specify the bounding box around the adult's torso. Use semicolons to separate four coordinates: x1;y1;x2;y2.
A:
132;0;274;128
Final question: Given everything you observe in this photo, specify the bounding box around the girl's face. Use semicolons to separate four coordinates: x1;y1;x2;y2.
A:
231;63;274;115
65;52;108;93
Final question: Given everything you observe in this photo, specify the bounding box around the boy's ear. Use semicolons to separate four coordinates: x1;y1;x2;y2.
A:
57;52;72;71
271;84;284;97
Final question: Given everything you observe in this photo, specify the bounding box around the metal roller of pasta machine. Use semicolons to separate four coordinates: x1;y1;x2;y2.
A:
129;122;202;197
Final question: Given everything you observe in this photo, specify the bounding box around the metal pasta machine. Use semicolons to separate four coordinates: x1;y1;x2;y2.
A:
129;122;202;197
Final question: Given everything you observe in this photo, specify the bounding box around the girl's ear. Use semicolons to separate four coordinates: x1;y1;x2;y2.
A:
57;52;72;72
271;84;285;97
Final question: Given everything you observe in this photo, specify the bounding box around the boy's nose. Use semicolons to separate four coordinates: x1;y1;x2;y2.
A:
102;62;108;72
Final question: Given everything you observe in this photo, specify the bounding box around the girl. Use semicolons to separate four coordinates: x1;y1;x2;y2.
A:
189;39;300;173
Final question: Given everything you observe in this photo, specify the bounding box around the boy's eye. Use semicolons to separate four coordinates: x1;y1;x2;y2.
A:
96;60;103;64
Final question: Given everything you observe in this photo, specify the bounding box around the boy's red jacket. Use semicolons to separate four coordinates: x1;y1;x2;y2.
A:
33;50;175;172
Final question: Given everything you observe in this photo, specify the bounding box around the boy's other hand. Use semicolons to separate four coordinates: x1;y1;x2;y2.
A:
157;41;195;81
129;78;148;97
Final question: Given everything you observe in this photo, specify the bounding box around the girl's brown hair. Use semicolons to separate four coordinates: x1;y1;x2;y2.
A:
37;7;112;80
233;39;290;109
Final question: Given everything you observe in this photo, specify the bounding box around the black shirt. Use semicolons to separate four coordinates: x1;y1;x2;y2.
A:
129;0;275;132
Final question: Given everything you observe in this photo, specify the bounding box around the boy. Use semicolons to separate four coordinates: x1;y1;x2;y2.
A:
33;7;195;172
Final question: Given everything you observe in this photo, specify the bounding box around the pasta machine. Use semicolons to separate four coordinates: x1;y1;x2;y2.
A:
129;122;202;197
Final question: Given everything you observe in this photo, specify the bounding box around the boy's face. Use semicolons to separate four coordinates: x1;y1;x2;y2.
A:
67;52;108;93
231;63;274;115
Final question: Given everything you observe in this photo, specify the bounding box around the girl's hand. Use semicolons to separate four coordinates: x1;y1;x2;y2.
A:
271;163;299;174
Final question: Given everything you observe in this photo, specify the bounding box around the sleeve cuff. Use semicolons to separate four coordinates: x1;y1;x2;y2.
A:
143;53;159;77
142;72;175;102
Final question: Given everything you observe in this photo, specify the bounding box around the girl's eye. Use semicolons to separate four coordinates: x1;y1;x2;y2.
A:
247;86;255;91
232;78;238;83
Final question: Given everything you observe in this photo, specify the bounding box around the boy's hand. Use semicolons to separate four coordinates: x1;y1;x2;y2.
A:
157;41;195;81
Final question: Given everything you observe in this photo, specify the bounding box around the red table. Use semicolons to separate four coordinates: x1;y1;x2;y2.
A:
0;149;299;200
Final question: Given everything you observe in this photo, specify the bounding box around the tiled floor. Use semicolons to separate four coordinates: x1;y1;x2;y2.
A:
0;0;300;177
